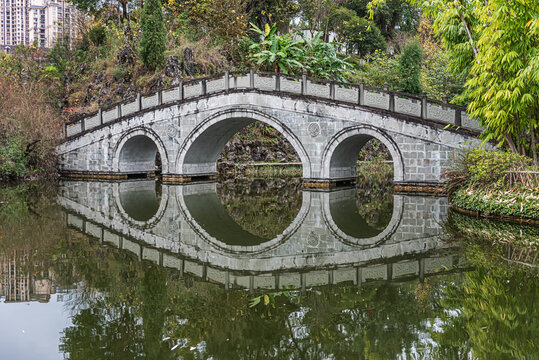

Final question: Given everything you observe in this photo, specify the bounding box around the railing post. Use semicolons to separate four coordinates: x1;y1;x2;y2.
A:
302;72;307;95
275;72;280;91
179;79;184;100
224;71;229;92
98;108;103;124
389;91;395;112
455;109;462;126
81;117;85;132
136;93;142;111
249;68;255;89
356;267;363;288
359;80;365;106
421;91;427;119
158;90;163;105
117;103;122;118
330;77;335;100
201;79;207;95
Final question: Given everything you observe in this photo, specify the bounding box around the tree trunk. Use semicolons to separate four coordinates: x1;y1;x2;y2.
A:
458;6;479;57
531;124;538;165
505;133;518;153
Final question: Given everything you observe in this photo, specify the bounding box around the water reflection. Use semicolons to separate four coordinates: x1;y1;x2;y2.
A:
118;181;161;222
0;181;537;359
57;179;450;278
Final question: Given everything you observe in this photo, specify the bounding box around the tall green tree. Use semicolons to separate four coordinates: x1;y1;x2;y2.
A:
139;0;167;70
342;15;386;56
369;0;539;162
346;0;420;39
397;38;422;94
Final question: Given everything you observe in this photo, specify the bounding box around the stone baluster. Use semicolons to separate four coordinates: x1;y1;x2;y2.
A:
455;109;462;126
419;258;425;283
179;79;184;100
301;72;307;95
389;91;395;112
158;90;163;105
356;267;363;288
201;79;207;95
275;72;281;91
249;68;255;89
136;93;142;112
387;263;393;281
224;71;229;92
330;77;335;100
117;103;122;118
359;80;365;106
421;91;427;119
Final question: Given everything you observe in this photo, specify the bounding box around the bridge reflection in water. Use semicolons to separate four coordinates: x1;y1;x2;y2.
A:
58;180;464;290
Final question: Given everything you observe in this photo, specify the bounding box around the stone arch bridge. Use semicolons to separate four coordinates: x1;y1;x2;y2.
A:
58;71;483;188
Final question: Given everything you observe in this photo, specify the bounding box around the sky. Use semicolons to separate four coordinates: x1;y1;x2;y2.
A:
0;296;72;360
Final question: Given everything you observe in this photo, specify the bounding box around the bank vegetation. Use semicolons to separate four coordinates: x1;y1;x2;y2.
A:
445;149;539;221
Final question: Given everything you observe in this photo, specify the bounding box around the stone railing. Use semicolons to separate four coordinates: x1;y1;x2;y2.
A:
65;70;480;138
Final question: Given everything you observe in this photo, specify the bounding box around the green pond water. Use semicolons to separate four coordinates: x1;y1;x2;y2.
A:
0;178;537;360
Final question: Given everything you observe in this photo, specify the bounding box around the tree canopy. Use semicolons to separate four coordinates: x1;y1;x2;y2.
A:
369;0;539;161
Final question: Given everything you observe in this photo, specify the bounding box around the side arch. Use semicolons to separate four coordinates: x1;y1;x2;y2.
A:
112;127;170;174
112;180;169;229
175;109;312;178
320;125;405;182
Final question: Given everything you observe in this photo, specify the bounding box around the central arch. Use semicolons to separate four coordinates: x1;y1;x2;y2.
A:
175;109;312;178
320;125;405;182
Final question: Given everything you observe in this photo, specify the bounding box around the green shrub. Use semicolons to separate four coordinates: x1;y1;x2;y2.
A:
112;66;129;81
445;149;534;196
397;39;422;95
465;150;532;187
348;50;400;89
88;24;107;47
0;134;29;178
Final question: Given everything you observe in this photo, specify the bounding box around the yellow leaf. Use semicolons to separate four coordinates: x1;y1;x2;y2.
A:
264;294;269;305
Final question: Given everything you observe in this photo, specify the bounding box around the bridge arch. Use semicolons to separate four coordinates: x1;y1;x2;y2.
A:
112;127;170;174
175;109;312;178
320;125;405;182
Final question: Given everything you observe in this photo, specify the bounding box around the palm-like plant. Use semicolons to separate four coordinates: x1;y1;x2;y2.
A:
247;23;304;74
246;24;353;81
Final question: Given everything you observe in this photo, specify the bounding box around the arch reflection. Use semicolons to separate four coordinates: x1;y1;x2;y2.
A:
115;180;168;228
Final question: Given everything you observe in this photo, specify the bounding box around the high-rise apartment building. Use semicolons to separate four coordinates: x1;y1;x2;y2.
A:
0;0;79;49
0;0;29;46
